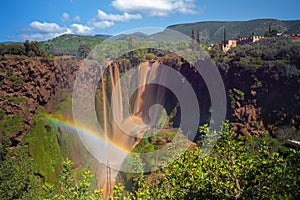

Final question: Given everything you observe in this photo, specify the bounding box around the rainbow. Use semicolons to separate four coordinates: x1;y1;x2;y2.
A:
45;114;130;154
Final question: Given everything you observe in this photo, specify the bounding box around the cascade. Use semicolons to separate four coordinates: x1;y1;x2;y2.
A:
97;61;167;197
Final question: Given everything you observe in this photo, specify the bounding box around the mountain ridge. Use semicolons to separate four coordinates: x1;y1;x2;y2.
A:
166;18;300;43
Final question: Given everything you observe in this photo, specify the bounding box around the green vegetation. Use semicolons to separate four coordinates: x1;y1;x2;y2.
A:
43;159;103;200
0;110;40;199
41;34;103;56
1;22;300;199
24;110;62;183
111;122;299;199
50;111;294;200
168;19;300;43
0;96;28;104
0;110;23;138
0;40;48;57
40;122;300;199
210;36;300;131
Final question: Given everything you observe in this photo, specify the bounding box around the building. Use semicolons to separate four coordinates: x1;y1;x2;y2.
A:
221;39;238;52
221;35;264;52
289;34;300;42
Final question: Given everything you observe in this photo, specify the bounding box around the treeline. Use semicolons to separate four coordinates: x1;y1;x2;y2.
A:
115;122;300;199
0;40;48;57
1;112;299;199
228;36;300;63
209;36;300;134
41;34;102;57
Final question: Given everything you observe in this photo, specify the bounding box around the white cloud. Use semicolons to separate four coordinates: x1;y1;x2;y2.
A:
87;9;141;30
23;21;72;41
61;12;71;22
88;20;115;29
74;16;81;22
112;0;197;16
20;23;94;41
30;21;68;34
21;6;145;41
96;9;141;22
19;33;66;41
62;12;81;22
70;24;94;35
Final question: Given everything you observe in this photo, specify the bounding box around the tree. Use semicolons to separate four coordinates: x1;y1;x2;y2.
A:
0;112;40;199
197;30;201;45
43;159;103;200
116;122;300;199
190;29;197;51
223;28;227;43
78;44;91;58
264;23;279;37
24;40;48;57
126;36;134;50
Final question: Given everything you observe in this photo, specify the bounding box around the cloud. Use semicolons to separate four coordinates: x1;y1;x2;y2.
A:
112;0;197;16
87;9;141;30
96;9;141;22
21;23;94;41
61;12;71;22
62;12;81;22
30;21;68;34
20;6;143;41
19;33;67;41
70;24;94;34
88;20;115;29
21;21;71;41
74;16;81;22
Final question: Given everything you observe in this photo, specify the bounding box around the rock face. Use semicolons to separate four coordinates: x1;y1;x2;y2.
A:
0;55;80;144
231;100;266;137
2;53;295;146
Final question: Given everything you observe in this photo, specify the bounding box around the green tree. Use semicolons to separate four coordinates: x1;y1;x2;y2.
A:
43;159;103;200
126;36;134;51
121;122;300;199
0;111;40;199
190;29;196;51
78;44;91;58
197;30;201;45
24;40;48;57
223;28;227;43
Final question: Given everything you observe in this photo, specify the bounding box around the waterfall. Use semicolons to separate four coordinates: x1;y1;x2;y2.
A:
97;61;167;197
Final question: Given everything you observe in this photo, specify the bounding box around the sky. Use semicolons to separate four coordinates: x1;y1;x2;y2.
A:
1;0;300;42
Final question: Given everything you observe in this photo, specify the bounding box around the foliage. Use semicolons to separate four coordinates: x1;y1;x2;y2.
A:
168;19;300;43
78;44;92;58
228;88;245;108
0;145;40;199
0;96;28;104
0;110;41;199
41;34;103;56
24;40;48;57
116;122;300;199
24;110;62;183
214;36;300;130
264;28;279;37
0;40;48;57
43;159;103;200
0;42;25;55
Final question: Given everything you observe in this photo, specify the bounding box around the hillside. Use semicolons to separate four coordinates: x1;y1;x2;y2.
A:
0;36;300;198
40;34;104;56
167;19;300;43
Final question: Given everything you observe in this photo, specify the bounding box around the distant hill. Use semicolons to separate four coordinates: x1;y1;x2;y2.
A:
40;33;149;55
41;34;103;56
109;32;149;41
93;34;112;40
166;19;300;43
26;19;300;56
